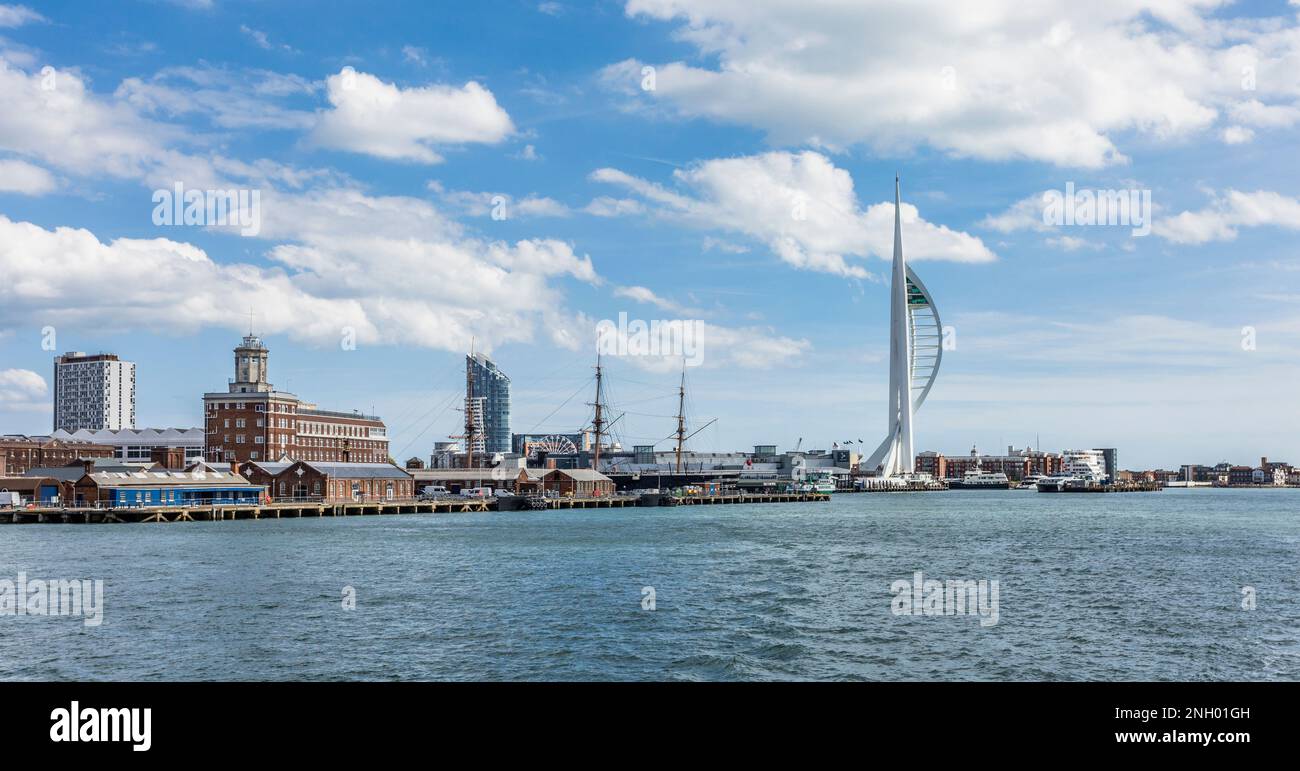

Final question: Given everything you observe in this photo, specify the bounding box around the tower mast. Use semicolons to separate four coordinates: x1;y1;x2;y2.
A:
674;364;686;474
591;353;604;471
464;340;476;471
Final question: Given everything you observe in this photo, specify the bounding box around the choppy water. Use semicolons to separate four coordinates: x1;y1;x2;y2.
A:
1;488;1297;681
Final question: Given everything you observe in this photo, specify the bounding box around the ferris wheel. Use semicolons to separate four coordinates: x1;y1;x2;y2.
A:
527;434;579;458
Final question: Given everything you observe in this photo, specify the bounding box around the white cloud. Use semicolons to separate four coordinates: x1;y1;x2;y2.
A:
402;45;430;66
0;367;47;411
0;157;55;194
115;66;317;131
0;59;180;179
980;193;1055;233
1155;189;1300;244
310;69;514;163
426;182;570;218
592;150;995;278
584;195;645;217
0;184;598;353
604;0;1300;168
1220;125;1255;144
614;285;691;314
0;5;43;27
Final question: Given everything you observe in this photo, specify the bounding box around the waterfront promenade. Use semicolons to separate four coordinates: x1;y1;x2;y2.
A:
1;491;831;524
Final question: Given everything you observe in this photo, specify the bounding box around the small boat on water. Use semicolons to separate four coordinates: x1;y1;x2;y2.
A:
1018;474;1046;489
948;469;1011;490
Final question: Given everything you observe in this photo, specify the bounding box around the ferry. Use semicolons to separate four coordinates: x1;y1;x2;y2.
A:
1035;473;1101;492
948;469;1011;490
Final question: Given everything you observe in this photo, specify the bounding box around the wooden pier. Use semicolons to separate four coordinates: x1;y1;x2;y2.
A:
1;491;829;524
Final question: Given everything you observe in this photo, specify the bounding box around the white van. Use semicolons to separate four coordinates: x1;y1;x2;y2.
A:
418;485;449;500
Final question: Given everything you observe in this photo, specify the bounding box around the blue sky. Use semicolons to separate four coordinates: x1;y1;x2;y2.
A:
2;0;1299;469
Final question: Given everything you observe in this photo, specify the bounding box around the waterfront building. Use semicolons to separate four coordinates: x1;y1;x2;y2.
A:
50;427;205;464
0;434;115;476
239;459;413;503
917;446;1064;481
540;468;615;497
53;352;136;431
864;177;943;477
1099;448;1118;481
203;335;388;464
1228;465;1255;486
0;476;60;505
73;467;264;507
467;353;511;455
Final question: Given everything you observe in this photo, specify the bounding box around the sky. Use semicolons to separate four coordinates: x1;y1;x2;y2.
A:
1;0;1299;470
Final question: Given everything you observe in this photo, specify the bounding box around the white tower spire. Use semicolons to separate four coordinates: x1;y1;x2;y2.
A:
865;176;942;478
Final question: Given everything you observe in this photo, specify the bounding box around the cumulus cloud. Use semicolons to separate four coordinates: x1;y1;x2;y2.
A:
603;0;1300;168
1155;189;1300;244
0;59;181;179
0;157;55;194
0;367;47;411
0;184;598;353
310;68;514;163
591;150;995;278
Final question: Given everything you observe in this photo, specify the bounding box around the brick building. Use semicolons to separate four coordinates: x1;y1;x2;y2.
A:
203;335;388;464
240;459;413;503
0;435;115;477
916;446;1063;482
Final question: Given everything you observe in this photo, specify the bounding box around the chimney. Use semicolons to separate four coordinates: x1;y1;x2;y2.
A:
230;460;240;476
82;459;95;475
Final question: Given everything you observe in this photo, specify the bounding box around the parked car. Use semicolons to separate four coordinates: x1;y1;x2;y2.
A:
459;487;491;498
417;485;449;500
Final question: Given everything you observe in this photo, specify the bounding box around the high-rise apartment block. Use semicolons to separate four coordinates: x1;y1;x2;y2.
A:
53;352;136;431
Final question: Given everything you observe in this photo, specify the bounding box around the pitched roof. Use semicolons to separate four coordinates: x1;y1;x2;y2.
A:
86;470;261;489
544;468;613;482
250;459;410;480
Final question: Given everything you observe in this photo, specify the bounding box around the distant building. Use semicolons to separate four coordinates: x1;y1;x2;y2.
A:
203;335;388;464
917;446;1064;481
0;434;115;476
74;468;263;508
53;352;136;431
1098;448;1118;482
239;460;413;503
467;353;510;455
1228;466;1255;486
51;428;205;464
